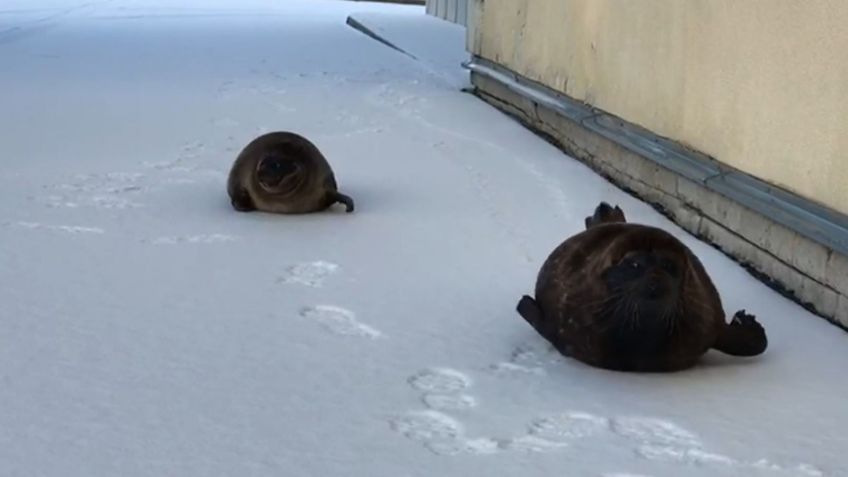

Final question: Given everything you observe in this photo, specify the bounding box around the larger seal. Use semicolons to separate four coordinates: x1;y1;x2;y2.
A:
517;202;767;372
227;131;354;214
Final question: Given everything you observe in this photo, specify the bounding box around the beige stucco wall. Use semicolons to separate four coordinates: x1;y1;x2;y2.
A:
470;0;848;214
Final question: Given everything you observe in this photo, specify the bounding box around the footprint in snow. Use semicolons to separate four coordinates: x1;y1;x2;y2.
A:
528;411;610;442
148;234;237;245
421;393;477;412
37;172;147;210
396;367;578;456
388;410;497;456
486;361;546;377
143;141;205;172
389;410;463;442
483;341;560;378
407;368;471;394
276;260;340;288
484;411;609;455
211;117;240;128
6;221;105;235
393;367;495;455
601;474;654;477
634;445;736;466
495;434;570;453
425;437;501;456
609;416;702;448
299;305;382;339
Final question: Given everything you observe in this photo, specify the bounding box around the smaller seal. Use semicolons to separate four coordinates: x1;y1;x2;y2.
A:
227;131;354;214
517;202;768;372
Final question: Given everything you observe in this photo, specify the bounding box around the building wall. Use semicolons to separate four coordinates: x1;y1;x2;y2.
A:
469;0;848;214
426;0;470;27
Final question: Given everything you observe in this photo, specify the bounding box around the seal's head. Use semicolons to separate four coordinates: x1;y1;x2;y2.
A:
255;154;305;194
603;247;685;319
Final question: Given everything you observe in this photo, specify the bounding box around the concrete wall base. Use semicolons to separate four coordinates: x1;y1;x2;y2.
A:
467;62;848;333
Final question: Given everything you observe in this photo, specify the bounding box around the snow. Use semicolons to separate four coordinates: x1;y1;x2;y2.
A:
1;1;846;476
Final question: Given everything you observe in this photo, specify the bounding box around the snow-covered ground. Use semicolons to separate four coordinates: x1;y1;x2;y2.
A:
1;1;846;476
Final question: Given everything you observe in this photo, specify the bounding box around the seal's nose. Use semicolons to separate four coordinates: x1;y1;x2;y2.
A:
644;278;664;299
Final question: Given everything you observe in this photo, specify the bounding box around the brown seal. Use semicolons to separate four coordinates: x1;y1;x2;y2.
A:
227;131;354;214
517;202;767;372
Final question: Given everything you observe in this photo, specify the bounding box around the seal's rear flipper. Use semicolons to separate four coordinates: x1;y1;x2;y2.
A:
230;186;256;212
333;192;354;213
713;309;768;357
585;202;627;229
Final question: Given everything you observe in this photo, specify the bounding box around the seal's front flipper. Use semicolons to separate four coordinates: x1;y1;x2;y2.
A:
518;295;551;338
333;192;354;213
518;295;572;357
517;295;542;324
230;186;256;212
585;202;627;229
713;309;768;357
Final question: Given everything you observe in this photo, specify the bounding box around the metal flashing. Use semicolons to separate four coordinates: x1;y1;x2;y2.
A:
463;55;848;256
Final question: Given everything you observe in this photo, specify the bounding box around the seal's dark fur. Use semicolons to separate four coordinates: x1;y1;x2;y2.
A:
517;202;767;372
227;131;354;214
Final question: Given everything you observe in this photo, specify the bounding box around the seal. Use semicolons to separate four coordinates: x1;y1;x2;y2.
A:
517;202;767;372
227;131;354;214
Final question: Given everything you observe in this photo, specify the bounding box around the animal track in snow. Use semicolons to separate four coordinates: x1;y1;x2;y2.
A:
149;234;236;245
143;141;205;172
528;412;610;441
421;393;477;412
6;221;105;235
299;305;382;339
407;368;471;394
38;172;147;209
276;260;340;287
